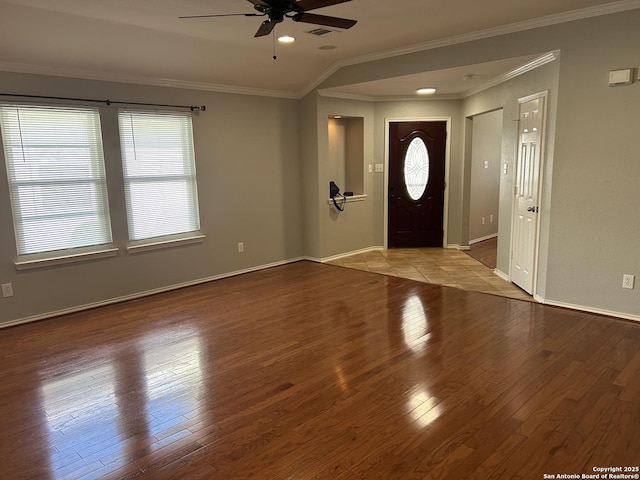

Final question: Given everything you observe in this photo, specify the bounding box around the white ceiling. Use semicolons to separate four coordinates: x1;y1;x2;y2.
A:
0;0;635;98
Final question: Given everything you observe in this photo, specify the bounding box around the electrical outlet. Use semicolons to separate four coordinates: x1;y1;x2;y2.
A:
622;274;635;289
375;164;384;173
2;283;13;298
490;215;494;223
482;217;485;225
237;242;244;253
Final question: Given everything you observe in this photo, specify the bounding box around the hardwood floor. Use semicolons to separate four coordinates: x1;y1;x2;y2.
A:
466;237;498;269
1;261;638;479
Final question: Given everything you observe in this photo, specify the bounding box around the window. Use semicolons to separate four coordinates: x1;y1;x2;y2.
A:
0;104;113;257
403;137;430;201
118;111;201;242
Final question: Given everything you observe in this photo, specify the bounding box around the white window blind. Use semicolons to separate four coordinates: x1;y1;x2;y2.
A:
0;104;113;256
118;110;201;241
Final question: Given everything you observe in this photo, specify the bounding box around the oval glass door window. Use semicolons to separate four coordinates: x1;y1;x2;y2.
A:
404;137;430;200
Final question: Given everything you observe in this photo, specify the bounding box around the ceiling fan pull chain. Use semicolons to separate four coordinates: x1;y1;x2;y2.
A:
272;30;277;60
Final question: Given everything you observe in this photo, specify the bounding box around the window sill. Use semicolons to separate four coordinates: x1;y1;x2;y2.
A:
127;233;205;254
15;246;119;271
327;194;367;205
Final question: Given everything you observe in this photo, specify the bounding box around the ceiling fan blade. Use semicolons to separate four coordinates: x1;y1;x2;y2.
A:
255;20;277;37
294;0;352;12
179;13;263;19
292;12;356;29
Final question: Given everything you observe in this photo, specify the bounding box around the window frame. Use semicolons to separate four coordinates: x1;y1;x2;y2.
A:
117;109;203;250
0;103;116;268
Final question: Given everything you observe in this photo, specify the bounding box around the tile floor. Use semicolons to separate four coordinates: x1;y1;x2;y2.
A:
325;247;533;302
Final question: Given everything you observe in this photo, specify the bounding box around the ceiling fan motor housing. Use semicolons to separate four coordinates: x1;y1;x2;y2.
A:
252;0;303;22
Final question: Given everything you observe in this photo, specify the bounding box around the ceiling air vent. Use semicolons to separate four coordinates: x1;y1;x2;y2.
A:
307;27;334;37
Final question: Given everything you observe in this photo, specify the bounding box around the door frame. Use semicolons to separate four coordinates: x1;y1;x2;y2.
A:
509;90;548;297
384;117;452;249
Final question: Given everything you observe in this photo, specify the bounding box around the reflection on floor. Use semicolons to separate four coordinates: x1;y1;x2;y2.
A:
466;237;497;269
326;247;533;302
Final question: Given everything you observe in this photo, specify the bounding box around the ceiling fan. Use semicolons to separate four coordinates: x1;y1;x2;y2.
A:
179;0;357;38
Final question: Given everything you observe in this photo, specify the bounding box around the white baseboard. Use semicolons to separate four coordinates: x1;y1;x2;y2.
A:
447;244;471;251
0;257;307;329
534;297;640;323
469;234;498;245
313;246;384;264
493;269;510;282
7;253;637;330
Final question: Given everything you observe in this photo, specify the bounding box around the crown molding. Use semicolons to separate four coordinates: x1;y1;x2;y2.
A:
317;51;559;102
376;94;463;102
317;90;376;102
462;50;560;98
1;1;637;100
0;62;300;100
299;63;342;98
300;0;640;96
318;89;464;102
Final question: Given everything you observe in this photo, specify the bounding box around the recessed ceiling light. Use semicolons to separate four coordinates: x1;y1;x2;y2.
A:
417;87;437;95
278;36;295;44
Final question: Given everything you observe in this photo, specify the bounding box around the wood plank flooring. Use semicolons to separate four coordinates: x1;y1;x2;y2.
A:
466;237;498;270
0;261;638;479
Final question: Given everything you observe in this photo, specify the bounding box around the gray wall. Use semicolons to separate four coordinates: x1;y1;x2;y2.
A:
469;109;502;242
372;100;463;247
0;72;303;325
315;96;376;259
317;8;640;318
2;8;639;325
461;60;560;288
544;12;639;314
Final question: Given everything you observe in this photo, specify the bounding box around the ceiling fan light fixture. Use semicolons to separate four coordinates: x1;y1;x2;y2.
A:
278;35;295;43
417;87;437;95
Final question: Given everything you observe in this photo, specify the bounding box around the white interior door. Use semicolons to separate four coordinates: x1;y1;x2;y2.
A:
511;94;546;294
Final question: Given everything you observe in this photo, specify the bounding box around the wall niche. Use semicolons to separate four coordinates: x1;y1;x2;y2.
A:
328;116;364;196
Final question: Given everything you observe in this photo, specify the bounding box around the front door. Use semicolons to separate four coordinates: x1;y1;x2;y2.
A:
511;93;546;294
388;121;447;248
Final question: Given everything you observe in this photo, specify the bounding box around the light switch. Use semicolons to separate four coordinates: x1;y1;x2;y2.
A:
609;68;633;86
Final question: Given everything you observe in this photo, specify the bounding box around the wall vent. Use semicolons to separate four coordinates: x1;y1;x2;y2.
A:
307;27;334;37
